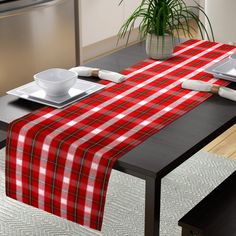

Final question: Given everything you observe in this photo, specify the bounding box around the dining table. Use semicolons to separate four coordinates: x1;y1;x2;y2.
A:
0;41;236;236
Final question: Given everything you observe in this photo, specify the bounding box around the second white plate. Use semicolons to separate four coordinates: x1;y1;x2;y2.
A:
205;57;236;82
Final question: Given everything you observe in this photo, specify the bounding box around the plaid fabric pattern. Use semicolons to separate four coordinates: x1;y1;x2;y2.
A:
6;40;236;230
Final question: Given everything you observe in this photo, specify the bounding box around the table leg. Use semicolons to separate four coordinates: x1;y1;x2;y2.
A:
182;228;202;236
145;176;161;236
0;129;6;149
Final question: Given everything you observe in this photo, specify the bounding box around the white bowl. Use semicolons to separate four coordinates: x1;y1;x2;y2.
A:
34;68;77;97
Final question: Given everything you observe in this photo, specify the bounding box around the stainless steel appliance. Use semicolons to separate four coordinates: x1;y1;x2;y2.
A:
0;0;79;95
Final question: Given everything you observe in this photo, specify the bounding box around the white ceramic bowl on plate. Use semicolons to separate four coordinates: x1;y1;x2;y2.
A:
34;68;77;97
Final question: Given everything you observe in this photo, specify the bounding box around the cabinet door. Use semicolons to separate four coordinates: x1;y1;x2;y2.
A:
0;0;76;95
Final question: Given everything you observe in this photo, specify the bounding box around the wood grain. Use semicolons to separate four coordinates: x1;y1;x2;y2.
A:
203;124;236;160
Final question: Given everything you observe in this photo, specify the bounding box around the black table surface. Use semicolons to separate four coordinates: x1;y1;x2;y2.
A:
1;42;236;179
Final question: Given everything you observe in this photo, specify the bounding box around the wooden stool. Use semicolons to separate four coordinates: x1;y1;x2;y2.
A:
178;171;236;236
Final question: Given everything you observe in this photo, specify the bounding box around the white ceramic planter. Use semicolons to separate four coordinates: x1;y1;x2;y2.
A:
146;34;175;60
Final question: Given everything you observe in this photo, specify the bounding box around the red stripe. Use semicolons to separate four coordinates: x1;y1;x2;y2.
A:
5;40;235;230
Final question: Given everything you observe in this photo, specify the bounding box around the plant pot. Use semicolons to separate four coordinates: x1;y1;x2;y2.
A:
146;34;175;60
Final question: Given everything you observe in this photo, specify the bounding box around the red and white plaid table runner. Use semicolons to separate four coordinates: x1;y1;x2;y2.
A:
6;40;236;230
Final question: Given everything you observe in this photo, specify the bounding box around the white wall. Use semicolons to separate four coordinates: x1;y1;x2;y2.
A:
79;0;201;62
80;0;140;47
204;0;236;43
123;0;142;25
80;0;199;48
184;0;199;6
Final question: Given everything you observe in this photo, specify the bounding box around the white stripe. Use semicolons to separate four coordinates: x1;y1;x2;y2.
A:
51;41;207;217
114;95;124;99
184;94;193;99
140;120;151;126
42;113;53;119
62;41;224;223
74;43;224;148
14;109;63;201
84;206;91;214
56;41;224;221
91;128;102;134
125;40;205;79
16;180;22;187
39;167;46;175
61;198;67;205
18;135;25;143
42;144;49;151
14;84;114;205
163;106;172;112
159;88;168;94
16;158;22;166
117;136;127;142
96;77;219;154
66;120;77;126
115;114;125;119
82;43;235;225
91;163;98;170
63;176;70;184
138;100;148;105
92;107;101;112
87;185;94;192
38;188;44;196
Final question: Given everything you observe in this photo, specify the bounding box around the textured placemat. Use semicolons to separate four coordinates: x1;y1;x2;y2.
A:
0;148;235;235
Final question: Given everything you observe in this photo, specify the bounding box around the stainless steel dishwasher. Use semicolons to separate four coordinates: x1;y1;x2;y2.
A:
0;0;80;95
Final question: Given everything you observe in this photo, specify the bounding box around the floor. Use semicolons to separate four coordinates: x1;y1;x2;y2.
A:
203;124;236;160
0;148;235;236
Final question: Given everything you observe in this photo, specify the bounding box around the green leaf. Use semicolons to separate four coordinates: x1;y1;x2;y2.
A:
117;0;215;45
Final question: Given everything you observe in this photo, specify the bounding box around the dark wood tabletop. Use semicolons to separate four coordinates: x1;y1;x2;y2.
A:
1;42;236;179
1;41;236;236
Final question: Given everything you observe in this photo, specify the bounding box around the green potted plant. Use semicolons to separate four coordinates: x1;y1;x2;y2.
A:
118;0;214;60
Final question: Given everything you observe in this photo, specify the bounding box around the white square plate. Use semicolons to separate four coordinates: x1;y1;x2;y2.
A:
7;79;106;108
213;60;236;77
205;57;236;82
